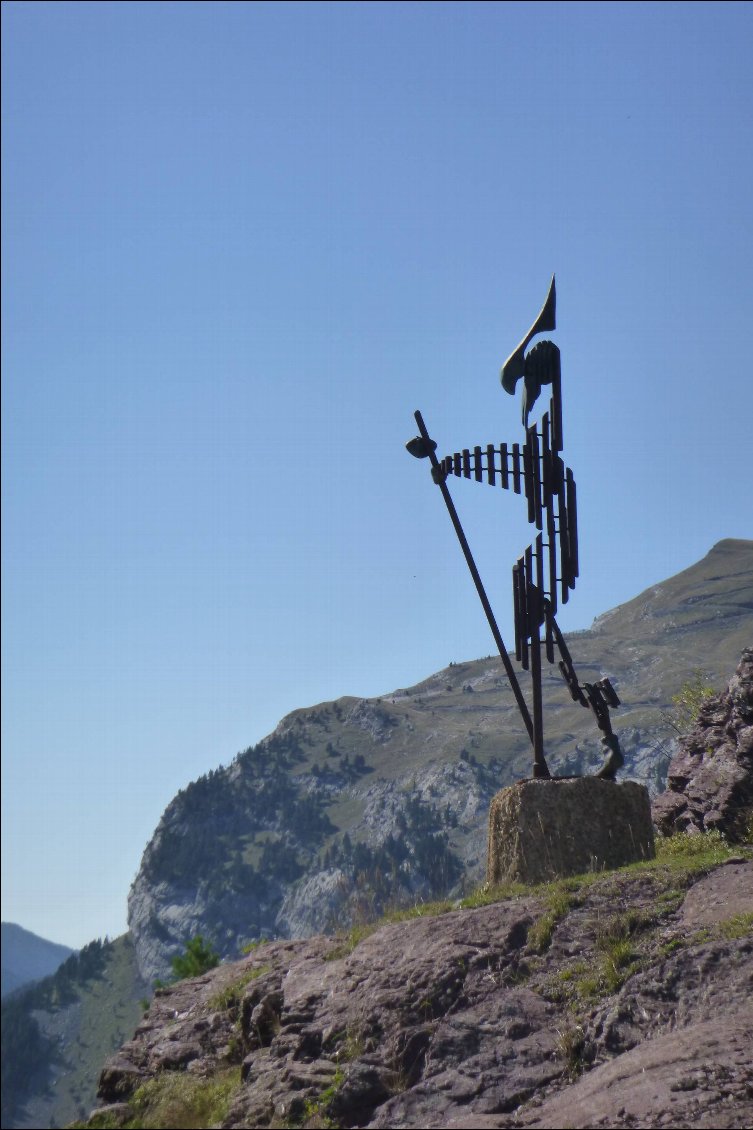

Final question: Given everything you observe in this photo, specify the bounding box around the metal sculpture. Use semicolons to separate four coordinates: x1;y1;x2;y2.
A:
406;277;624;781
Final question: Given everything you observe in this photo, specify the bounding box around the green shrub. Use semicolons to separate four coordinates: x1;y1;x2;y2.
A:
170;935;220;982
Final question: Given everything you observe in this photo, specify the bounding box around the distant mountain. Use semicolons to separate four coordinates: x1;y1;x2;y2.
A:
1;922;74;998
128;539;753;986
0;934;147;1130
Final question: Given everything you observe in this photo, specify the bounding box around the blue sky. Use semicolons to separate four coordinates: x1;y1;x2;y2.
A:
2;1;752;948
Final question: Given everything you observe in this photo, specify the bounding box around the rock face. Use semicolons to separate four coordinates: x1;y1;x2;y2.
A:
487;778;655;886
653;648;753;842
92;853;753;1130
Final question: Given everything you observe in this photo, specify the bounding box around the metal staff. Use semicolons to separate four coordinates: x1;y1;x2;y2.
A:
409;409;547;765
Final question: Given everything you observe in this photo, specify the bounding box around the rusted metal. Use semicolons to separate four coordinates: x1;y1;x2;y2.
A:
407;277;622;783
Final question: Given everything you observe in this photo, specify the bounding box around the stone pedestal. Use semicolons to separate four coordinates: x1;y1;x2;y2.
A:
487;777;655;887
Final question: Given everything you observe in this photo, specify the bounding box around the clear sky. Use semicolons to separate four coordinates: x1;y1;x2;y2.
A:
2;1;752;949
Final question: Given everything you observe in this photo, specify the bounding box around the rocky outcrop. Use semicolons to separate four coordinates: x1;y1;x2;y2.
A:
653;649;753;842
91;852;753;1130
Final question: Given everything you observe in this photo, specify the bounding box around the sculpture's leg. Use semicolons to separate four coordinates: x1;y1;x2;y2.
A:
595;732;624;780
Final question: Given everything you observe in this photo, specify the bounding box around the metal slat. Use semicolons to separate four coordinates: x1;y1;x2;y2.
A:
474;445;483;482
523;439;535;523
550;363;563;453
517;555;529;668
512;444;522;494
546;495;558;615
566;468;579;585
558;473;570;605
486;443;496;485
541;412;552;509
500;444;509;490
536;533;545;619
512;563;522;662
530;424;543;530
462;449;471;478
545;601;555;664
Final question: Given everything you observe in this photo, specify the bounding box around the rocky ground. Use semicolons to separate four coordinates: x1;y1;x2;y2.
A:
88;846;752;1130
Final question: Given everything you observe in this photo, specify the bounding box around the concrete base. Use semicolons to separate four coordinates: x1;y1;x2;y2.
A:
487;777;655;887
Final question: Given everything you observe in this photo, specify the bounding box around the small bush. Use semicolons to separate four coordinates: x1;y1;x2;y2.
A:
170;935;220;982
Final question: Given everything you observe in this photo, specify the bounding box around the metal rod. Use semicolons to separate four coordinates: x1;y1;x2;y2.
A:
414;409;534;744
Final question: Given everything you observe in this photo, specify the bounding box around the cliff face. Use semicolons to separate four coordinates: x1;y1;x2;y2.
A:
94;844;753;1130
127;540;753;987
654;648;753;842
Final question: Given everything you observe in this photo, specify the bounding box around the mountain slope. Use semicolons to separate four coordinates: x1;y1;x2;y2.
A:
1;923;74;998
128;539;753;985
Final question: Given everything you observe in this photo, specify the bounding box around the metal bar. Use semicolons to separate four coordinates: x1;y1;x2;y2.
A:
462;449;471;478
541;412;552;509
512;443;521;494
414;410;534;743
558;471;570;604
550;365;563;453
523;437;535;524
474;445;483;482
546;490;558;615
518;554;529;670
536;532;545;616
526;544;549;777
530;424;543;530
544;597;555;664
548;610;588;706
566;468;579;585
453;453;462;477
486;443;496;485
512;563;523;662
500;443;509;490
